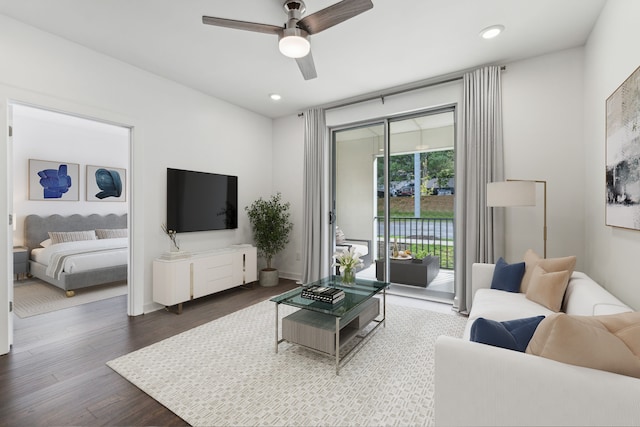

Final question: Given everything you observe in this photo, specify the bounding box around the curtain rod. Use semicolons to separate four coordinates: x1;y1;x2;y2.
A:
299;64;506;116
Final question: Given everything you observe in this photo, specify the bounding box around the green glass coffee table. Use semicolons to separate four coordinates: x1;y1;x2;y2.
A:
270;275;389;374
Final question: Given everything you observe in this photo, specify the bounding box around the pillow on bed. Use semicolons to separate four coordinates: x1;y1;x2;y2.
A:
95;228;128;239
48;230;97;244
39;238;52;248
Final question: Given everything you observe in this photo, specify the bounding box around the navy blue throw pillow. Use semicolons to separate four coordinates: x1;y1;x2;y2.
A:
470;316;545;352
491;257;526;292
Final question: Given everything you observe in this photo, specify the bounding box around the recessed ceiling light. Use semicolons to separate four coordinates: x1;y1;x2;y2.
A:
269;93;282;101
480;25;505;40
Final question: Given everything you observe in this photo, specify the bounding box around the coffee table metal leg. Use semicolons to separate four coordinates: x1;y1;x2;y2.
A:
275;303;279;354
335;316;340;375
383;288;386;327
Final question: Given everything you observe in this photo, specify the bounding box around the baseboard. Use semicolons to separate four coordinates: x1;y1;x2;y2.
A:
278;271;302;284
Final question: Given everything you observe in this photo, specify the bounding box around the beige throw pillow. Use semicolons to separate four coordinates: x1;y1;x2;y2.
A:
95;228;128;239
526;312;640;379
520;249;576;293
525;265;570;312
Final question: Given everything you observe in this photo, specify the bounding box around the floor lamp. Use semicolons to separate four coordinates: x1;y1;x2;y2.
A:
486;179;547;258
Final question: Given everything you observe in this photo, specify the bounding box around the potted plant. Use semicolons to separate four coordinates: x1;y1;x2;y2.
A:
245;192;294;287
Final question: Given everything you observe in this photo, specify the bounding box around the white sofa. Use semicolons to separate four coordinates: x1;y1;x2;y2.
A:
435;263;640;426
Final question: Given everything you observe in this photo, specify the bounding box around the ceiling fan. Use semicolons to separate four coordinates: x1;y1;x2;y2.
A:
202;0;374;80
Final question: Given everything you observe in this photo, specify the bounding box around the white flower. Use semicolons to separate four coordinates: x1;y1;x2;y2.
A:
332;246;364;273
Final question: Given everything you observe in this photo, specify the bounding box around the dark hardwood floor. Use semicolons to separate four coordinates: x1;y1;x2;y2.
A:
0;279;299;426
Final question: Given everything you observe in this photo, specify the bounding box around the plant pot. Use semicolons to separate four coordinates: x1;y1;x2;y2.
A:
259;268;279;287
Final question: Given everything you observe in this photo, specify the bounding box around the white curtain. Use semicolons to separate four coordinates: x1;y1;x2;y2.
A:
455;66;505;313
301;108;330;283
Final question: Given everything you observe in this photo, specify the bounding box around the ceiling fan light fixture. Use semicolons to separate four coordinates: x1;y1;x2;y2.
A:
279;28;310;58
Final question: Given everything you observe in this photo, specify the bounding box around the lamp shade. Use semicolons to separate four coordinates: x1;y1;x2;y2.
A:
487;181;536;207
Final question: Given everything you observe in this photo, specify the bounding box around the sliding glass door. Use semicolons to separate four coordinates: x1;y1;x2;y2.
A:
332;122;384;278
332;107;456;302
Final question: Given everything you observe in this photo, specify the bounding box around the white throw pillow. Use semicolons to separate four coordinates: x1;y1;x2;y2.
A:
48;230;97;244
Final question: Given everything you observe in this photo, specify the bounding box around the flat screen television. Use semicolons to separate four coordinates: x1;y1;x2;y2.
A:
166;168;238;232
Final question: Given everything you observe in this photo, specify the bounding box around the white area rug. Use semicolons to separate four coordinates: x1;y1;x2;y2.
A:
107;299;467;426
13;278;127;318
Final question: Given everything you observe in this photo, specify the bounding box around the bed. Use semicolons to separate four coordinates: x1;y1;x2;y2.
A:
24;214;128;297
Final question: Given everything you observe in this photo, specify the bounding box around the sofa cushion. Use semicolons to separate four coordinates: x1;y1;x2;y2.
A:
471;315;545;352
520;249;576;293
563;272;633;315
491;257;525;293
526;312;640;379
464;289;555;339
525;265;571;312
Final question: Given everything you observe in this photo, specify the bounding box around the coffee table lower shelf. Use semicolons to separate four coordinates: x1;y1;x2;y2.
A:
278;297;381;374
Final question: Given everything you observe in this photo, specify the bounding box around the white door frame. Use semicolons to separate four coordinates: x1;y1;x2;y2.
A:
0;86;144;354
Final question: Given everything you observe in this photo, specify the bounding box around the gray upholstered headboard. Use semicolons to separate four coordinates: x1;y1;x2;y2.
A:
24;214;128;252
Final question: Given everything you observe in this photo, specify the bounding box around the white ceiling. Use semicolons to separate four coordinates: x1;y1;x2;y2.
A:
0;0;606;119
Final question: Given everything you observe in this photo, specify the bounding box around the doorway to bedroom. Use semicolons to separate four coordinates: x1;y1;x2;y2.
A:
10;103;130;321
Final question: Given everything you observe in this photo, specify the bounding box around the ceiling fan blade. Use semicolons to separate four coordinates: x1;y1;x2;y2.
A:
295;52;317;80
202;16;283;36
297;0;373;34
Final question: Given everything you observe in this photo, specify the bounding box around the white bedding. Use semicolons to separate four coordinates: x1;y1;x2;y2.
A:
31;238;128;276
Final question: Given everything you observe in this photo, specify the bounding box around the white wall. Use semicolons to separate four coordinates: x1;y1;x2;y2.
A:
502;47;586;266
0;13;273;323
583;0;640;310
12;104;129;247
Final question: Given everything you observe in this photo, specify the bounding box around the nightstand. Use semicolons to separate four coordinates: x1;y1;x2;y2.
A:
13;246;28;280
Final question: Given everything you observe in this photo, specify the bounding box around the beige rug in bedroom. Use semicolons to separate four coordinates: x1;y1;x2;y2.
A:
13;278;127;318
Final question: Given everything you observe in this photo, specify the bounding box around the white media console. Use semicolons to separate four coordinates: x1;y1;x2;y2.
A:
152;245;257;313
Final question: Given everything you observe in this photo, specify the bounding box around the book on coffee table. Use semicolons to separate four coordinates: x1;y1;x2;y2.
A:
301;285;345;303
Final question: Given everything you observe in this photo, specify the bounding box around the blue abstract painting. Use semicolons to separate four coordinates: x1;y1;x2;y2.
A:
29;159;79;201
86;165;126;202
38;164;72;198
94;168;122;199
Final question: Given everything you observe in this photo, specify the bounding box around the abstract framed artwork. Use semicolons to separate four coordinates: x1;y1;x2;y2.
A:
606;64;640;230
86;165;126;202
28;159;79;201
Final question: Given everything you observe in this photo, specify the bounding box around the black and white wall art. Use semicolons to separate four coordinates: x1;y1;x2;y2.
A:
606;65;640;230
